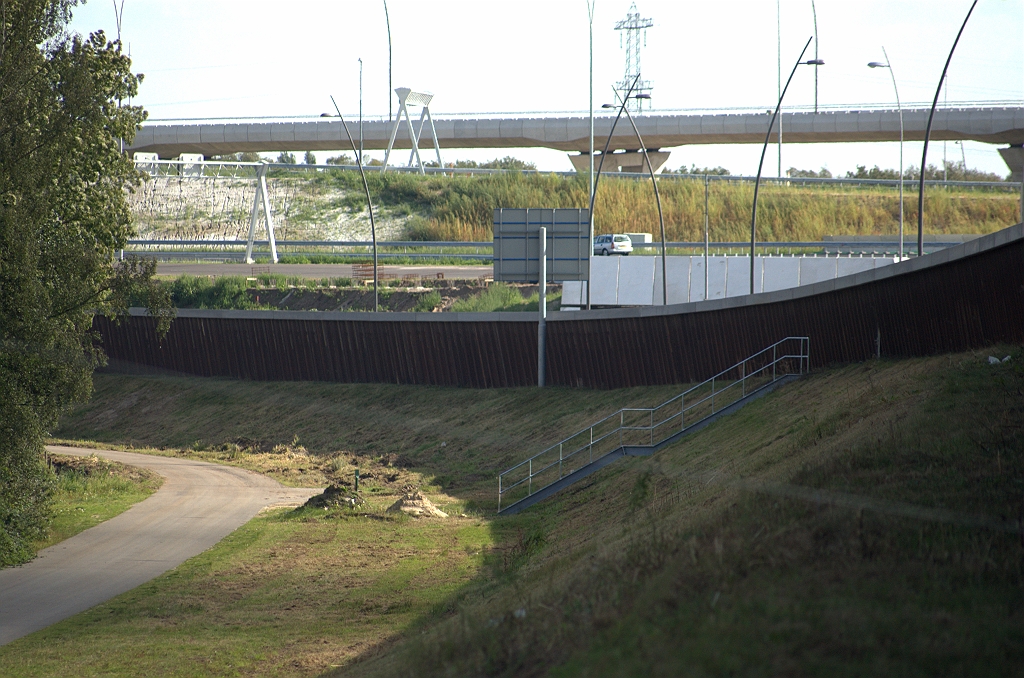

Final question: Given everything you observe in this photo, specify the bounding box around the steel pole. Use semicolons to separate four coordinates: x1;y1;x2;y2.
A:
811;0;818;114
588;73;641;307
619;102;667;305
383;0;392;123
917;0;978;258
538;226;547;387
751;36;814;295
777;0;782;179
882;47;904;261
330;96;379;311
587;0;595;310
358;58;363;164
704;174;709;300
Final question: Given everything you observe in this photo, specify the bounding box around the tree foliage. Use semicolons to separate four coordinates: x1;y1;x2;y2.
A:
0;0;171;565
788;167;833;179
674;164;731;176
845;161;1007;182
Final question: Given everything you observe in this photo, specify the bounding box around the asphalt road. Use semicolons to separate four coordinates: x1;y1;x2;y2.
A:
157;262;493;280
0;446;320;646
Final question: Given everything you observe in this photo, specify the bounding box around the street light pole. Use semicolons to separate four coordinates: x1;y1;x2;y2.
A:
383;0;392;123
610;93;667;305
588;73;641;308
917;0;978;258
869;48;904;260
358;58;364;164
327;98;379;311
751;36;821;295
704;174;709;301
587;0;596;310
811;0;819;114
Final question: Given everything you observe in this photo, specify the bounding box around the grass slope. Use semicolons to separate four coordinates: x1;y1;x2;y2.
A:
310;170;1024;242
32;454;162;553
2;346;1019;676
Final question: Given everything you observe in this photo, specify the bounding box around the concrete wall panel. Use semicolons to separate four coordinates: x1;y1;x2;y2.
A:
837;257;877;278
269;123;295;143
688;257;706;302
762;257;800;292
590;256;619;305
199;125;226;144
707;256;728;300
617;256;655;306
800;257;838;284
561;281;584;306
246;125;273;144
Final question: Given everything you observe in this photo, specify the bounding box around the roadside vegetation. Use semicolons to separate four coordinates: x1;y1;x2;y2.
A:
1;345;1020;676
0;1;171;567
132;162;1021;245
149;274;558;313
32;454;162;552
343;169;1022;242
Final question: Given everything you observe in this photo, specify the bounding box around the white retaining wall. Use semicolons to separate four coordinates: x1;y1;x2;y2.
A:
561;255;896;307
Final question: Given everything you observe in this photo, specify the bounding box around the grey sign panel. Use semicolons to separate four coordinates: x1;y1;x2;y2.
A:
493;208;590;282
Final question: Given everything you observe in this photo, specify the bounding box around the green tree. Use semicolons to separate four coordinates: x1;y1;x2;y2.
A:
303;150;316;165
479;156;537;171
788;167;833;178
675;164;730;176
0;0;171;565
326;153;354;165
276;151;297;164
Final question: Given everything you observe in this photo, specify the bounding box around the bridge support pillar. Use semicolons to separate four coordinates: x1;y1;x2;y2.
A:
569;149;670;174
998;145;1024;182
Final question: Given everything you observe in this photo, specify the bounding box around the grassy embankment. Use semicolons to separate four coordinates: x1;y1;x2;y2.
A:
151;274;559;313
302;169;1022;242
32;454;162;553
139;167;1020;245
3;346;1022;675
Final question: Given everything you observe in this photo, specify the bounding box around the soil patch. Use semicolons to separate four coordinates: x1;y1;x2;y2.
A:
386;491;448;518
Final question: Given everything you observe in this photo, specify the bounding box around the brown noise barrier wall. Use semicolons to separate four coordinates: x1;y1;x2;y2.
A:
96;224;1024;389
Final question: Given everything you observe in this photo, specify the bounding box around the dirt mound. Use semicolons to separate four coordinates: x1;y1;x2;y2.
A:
304;485;364;509
385;491;448;518
386;491;448;518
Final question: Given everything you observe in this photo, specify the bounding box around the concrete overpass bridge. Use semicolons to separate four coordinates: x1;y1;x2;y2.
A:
128;104;1024;178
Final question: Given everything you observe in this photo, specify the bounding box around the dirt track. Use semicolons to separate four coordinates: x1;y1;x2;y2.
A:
0;446;320;646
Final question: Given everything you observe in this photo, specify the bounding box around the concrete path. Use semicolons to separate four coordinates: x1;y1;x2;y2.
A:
0;446;320;646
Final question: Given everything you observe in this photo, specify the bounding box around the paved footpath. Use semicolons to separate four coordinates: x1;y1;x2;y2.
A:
0;446;320;646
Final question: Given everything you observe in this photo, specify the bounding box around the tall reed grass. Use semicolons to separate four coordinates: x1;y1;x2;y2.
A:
314;170;1019;242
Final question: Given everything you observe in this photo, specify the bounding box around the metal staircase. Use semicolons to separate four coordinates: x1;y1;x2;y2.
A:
497;337;810;515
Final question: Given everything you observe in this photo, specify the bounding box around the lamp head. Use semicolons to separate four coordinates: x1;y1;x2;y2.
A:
804;59;825;66
601;103;615;109
320;112;332;117
867;61;888;68
634;93;651;100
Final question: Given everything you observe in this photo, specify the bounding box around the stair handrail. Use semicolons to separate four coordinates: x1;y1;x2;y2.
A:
498;337;809;512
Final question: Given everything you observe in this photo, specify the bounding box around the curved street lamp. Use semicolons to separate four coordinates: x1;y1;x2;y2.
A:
916;0;978;258
869;49;904;260
324;100;379;311
602;92;667;305
750;36;822;295
587;72;640;309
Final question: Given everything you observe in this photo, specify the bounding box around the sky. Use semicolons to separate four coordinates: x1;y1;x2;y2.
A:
68;0;1024;176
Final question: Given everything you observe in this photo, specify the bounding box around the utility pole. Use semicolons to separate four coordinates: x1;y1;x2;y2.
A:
359;58;364;164
777;0;782;178
587;0;595;310
383;0;392;123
